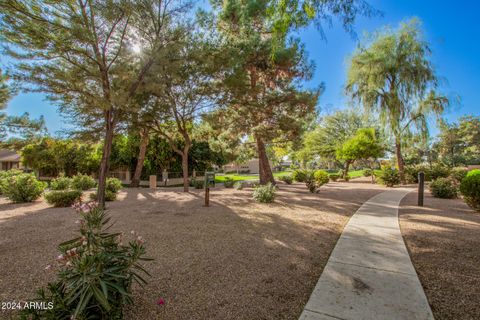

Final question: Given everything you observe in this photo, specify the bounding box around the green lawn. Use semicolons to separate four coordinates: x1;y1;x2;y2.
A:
215;171;291;183
349;170;365;178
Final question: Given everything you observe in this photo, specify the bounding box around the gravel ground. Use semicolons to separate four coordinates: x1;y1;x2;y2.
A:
399;191;480;320
0;181;384;319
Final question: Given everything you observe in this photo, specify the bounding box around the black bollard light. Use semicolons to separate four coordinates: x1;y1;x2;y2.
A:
418;171;424;206
204;186;210;207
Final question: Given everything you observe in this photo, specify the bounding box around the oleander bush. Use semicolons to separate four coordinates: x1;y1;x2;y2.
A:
252;183;276;203
450;167;468;184
377;168;400;187
20;202;151;319
459;170;480;211
279;175;293;184
71;174;96;191
328;173;340;182
45;190;83;207
50;176;72;190
405;164;451;183
429;178;457;199
2;173;46;202
0;169;23;195
429;164;451;181
223;177;235;188
292;169;307;182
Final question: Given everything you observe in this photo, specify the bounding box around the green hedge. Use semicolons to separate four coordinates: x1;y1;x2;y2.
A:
45;190;83;207
459;170;480;211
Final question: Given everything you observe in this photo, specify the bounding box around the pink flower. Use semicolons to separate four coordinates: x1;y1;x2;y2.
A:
45;264;52;270
57;254;64;261
136;236;145;245
157;298;165;305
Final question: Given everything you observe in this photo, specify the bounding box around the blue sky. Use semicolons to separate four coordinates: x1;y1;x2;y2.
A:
2;0;479;136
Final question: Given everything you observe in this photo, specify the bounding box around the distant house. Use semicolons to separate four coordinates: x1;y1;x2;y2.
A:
222;158;273;174
0;149;22;171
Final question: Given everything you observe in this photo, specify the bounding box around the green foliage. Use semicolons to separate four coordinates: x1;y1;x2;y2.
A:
50;177;72;191
90;190;117;202
223;177;235;188
363;169;373;177
279;175;293;184
428;164;451;181
0;169;23;194
329;173;340;181
21;202;151;319
336;128;384;164
404;164;451;183
292;169;308;182
346;19;449;183
45;190;83;207
377;168;401;187
106;178;122;193
429;178;457;199
252;183;276;203
71;174;96;191
344;174;351;181
459;170;480;211
313;170;329;186
2;173;46;202
450;167;468;184
194;180;204;189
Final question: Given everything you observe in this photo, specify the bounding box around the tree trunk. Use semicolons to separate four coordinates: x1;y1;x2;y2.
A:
344;160;351;179
395;137;406;185
181;149;189;192
255;135;275;185
130;128;149;187
97;110;115;208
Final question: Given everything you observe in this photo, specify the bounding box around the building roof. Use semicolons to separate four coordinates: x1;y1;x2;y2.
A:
0;149;21;162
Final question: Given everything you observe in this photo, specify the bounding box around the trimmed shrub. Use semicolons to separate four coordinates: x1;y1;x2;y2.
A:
429;178;457;199
89;190;117;202
292;169;307;182
314;170;329;186
363;169;373;177
450;167;468;184
429;164;451;181
72;174;96;191
329;173;340;182
194;180;204;189
3;173;46;202
405;164;451;183
45;190;83;207
50;176;72;190
223;177;235;188
377;168;400;187
0;169;23;194
252;183;276;203
459;170;480;211
279;175;293;184
106;177;122;193
20;202;151;319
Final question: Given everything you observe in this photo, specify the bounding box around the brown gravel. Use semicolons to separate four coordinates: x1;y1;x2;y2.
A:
399;191;480;320
0;182;384;319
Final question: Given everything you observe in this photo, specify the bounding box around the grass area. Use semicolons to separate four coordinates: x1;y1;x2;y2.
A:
215;171;291;183
349;170;365;178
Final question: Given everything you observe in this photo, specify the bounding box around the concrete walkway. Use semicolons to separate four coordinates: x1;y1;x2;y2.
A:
300;188;434;320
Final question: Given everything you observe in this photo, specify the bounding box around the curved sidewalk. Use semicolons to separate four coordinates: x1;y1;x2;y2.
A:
300;188;434;320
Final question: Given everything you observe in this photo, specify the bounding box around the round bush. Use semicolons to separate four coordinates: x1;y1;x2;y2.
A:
3;173;46;202
429;164;451;181
450;167;468;184
429;178;457;199
223;177;235;188
292;169;307;182
89;190;117;202
50;176;72;190
329;173;340;182
377;168;400;187
106;177;122;193
314;170;329;186
72;174;96;191
363;169;373;177
45;190;83;207
459;170;480;211
279;175;293;184
252;183;276;203
0;169;23;195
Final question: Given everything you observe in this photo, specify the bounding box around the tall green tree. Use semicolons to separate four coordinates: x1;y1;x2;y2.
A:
0;0;188;206
346;19;448;184
336;128;384;178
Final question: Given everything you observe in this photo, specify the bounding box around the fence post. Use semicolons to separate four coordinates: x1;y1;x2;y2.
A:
418;171;424;206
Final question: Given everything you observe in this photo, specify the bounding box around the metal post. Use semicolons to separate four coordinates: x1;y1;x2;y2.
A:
418;171;424;206
204;187;210;207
